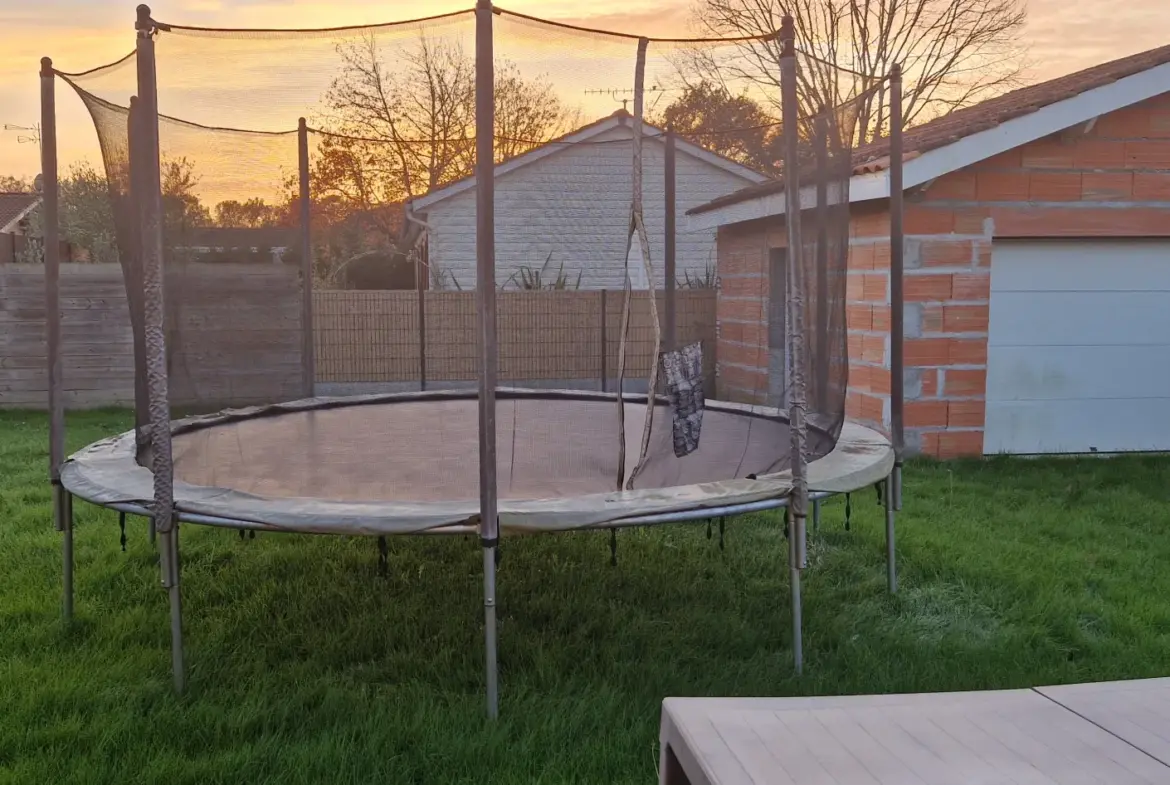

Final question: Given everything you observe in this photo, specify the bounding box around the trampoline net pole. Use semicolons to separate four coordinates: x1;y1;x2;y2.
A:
889;63;906;515
623;37;662;490
41;56;72;621
599;289;608;393
475;0;500;720
664;129;676;353
126;97;151;453
887;63;905;591
41;59;63;504
297;117;315;398
779;15;808;674
418;258;428;392
136;4;184;692
127;96;157;545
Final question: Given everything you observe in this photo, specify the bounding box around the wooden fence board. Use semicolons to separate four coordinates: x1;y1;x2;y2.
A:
3;262;716;409
1;263;305;410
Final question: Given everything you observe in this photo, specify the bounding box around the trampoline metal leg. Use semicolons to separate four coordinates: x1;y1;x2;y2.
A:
812;498;820;533
885;475;898;595
790;508;804;675
790;566;803;675
798;512;807;569
59;487;74;622
160;523;186;694
893;461;903;512
483;544;499;719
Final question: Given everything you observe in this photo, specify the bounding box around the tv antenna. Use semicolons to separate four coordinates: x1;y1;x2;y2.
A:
583;85;668;113
3;123;41;147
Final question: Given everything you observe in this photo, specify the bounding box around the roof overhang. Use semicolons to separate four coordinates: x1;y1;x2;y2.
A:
409;114;767;214
686;59;1170;232
1;196;42;233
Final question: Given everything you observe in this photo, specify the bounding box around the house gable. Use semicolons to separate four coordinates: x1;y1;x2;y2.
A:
409;112;767;215
420;123;765;290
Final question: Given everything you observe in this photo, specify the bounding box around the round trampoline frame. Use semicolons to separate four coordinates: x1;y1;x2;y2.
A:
61;389;896;537
59;388;897;713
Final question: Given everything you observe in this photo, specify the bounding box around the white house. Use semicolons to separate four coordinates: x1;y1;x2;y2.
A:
405;110;768;291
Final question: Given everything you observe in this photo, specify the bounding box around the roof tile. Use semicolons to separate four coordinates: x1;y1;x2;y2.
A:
0;192;40;232
690;42;1170;215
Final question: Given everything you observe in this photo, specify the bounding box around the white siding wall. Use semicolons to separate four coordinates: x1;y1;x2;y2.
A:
423;125;759;290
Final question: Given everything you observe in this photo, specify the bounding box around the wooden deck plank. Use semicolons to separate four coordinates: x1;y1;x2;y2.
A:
1038;678;1170;767
661;685;1170;785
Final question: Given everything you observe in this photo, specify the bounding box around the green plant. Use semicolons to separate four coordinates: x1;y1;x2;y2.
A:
431;266;463;291
678;263;717;289
502;251;582;290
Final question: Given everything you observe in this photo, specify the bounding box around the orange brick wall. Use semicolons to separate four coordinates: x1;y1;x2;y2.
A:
846;203;892;430
905;91;1170;458
715;207;892;432
715;92;1170;459
714;221;779;405
897;205;993;459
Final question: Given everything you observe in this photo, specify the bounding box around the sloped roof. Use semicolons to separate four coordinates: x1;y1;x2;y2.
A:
690;41;1170;216
0;192;41;233
409;109;768;212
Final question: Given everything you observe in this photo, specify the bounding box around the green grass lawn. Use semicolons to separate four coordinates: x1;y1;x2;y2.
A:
2;410;1170;784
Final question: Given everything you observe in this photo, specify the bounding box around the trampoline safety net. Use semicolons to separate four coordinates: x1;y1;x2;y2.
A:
52;4;876;501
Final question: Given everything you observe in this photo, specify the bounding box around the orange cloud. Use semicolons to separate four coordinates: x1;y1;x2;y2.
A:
1;0;1165;184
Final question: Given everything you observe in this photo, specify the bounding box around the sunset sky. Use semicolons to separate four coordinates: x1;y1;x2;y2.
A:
0;0;1167;182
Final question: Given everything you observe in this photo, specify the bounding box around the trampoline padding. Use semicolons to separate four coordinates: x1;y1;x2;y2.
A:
61;390;894;535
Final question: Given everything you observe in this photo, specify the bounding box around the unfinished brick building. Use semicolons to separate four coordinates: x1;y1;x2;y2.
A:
690;44;1170;458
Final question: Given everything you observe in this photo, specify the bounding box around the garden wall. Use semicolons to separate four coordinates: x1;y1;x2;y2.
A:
1;263;717;408
313;289;716;393
0;263;136;408
0;262;305;410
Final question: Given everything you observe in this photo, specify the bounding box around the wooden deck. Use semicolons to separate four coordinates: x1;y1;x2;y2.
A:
659;678;1170;784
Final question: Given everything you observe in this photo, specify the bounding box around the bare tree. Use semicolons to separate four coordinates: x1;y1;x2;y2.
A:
312;31;579;235
493;61;582;163
686;0;1029;142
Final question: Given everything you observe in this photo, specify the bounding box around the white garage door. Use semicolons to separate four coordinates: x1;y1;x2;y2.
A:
985;239;1170;455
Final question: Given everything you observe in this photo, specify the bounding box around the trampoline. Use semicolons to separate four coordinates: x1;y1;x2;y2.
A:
38;3;908;717
61;389;895;536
